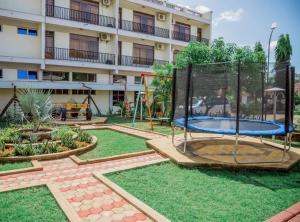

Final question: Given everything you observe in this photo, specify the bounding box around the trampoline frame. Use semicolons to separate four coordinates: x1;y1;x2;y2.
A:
171;62;295;164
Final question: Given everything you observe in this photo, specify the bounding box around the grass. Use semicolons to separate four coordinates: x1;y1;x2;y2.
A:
108;162;300;222
79;129;149;159
0;161;32;172
0;186;68;222
106;115;183;135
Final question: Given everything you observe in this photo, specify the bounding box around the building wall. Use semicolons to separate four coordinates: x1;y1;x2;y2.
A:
0;0;42;15
0;24;41;58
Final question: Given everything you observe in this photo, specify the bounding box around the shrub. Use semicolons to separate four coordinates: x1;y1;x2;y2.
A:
75;129;92;143
13;141;59;156
14;143;35;156
0;128;21;143
61;133;77;149
0;140;5;152
29;134;40;143
52;127;74;140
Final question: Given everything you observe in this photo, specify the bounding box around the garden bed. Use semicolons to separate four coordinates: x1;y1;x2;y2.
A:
108;162;300;222
78;129;149;160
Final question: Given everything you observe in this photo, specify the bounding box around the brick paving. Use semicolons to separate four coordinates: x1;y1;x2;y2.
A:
0;125;167;222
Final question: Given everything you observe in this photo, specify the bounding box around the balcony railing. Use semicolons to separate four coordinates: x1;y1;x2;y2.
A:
46;5;116;28
119;20;169;38
119;55;168;67
172;31;209;44
45;47;115;65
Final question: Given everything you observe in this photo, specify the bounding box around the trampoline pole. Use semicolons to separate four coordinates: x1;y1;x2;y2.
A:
183;127;187;153
233;133;239;163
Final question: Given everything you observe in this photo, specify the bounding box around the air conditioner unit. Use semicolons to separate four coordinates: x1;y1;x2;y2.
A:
102;0;111;6
100;33;111;41
155;43;165;50
157;13;166;21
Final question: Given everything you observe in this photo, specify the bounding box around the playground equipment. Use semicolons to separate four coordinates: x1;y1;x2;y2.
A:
172;61;295;164
132;73;173;130
0;84;19;118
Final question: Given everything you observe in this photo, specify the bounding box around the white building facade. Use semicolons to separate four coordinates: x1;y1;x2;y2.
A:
0;0;212;114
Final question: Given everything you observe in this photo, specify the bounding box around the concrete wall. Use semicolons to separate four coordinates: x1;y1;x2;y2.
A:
0;24;41;59
0;0;42;15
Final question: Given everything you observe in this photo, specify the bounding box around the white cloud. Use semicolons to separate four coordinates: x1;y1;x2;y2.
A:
195;5;211;13
214;8;244;26
270;40;277;50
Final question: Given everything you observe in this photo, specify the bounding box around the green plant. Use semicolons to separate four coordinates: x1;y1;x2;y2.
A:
61;133;77;149
18;88;53;133
0;140;5;152
51;127;74;140
0;128;21;143
77;130;92;143
29;134;40;143
43;141;59;154
275;34;292;64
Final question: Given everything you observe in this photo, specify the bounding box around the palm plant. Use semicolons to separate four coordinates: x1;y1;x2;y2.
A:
18;89;53;133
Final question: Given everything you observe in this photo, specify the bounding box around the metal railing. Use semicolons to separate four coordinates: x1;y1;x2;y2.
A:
172;31;209;44
46;5;116;28
119;20;169;38
119;55;168;67
45;47;115;65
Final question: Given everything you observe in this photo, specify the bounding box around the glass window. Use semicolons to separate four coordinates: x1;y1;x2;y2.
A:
133;43;154;65
28;29;38;36
0;25;2;32
0;70;2;78
112;90;125;106
43;71;69;81
18;70;28;79
134;76;142;84
113;75;126;84
17;28;28;35
28;71;38;80
73;72;96;82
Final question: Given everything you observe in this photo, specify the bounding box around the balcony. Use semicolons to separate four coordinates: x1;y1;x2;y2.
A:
172;31;209;44
46;5;116;28
119;20;169;38
119;55;168;67
45;47;115;65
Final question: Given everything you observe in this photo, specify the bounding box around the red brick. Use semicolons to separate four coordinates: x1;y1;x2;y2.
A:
286;202;300;215
266;210;295;222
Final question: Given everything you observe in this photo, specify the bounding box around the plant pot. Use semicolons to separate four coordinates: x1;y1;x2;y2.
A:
19;128;55;141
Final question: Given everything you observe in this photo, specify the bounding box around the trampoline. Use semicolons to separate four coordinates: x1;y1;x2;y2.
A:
171;61;295;164
175;116;293;136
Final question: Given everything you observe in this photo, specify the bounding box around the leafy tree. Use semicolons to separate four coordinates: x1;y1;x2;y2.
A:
275;34;292;64
151;63;174;118
210;38;237;63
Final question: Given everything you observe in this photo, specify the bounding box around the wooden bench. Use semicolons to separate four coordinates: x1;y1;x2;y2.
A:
55;103;90;117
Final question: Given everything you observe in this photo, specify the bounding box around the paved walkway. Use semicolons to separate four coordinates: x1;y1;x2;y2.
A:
0;125;168;222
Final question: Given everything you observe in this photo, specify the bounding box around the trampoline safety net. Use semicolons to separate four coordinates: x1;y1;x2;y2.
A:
172;62;295;136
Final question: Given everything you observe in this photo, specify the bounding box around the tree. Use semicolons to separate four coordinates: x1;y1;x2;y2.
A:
275;34;292;64
151;63;174;118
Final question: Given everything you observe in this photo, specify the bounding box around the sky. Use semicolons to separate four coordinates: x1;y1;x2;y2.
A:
170;0;300;72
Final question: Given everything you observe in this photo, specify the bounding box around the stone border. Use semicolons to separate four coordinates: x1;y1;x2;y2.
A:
54;117;107;126
0;136;97;162
0;160;43;176
70;150;156;165
266;202;300;222
93;173;170;222
112;124;169;137
47;183;83;222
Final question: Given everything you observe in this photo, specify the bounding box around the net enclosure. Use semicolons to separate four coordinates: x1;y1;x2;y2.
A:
171;61;295;164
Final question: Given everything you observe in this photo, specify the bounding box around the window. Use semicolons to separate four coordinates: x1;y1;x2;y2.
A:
70;0;99;24
28;29;38;36
72;89;95;95
0;25;2;32
134;76;142;84
113;75;126;84
18;70;38;80
0;70;2;78
133;11;155;34
44;89;69;95
133;44;154;65
45;31;54;59
70;34;99;60
73;72;96;82
17;28;38;36
113;91;125;106
173;22;191;41
17;28;27;35
43;71;69;81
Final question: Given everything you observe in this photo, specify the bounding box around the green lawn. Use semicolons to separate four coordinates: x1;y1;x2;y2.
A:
108;162;300;222
106;116;183;135
79;129;149;160
0;161;32;172
0;186;68;222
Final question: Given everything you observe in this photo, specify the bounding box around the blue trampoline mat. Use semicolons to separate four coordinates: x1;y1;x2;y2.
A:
175;116;293;136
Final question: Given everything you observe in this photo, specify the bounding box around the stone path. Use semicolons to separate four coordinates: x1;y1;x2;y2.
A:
0;125;168;222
